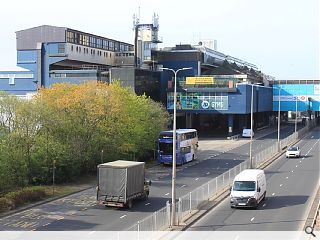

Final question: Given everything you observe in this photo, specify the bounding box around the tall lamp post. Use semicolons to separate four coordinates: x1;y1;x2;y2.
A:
249;84;254;169
295;95;298;133
277;87;281;151
160;67;192;227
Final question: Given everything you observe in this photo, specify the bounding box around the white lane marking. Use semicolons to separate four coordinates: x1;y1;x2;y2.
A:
180;184;186;188
272;193;275;196
120;215;127;219
206;172;210;175
296;165;298;168
195;178;199;181
165;192;170;196
291;170;294;173
280;184;283;187
299;160;302;163
302;157;305;160
250;217;255;222
145;203;150;206
263;203;266;207
286;176;289;179
311;136;314;139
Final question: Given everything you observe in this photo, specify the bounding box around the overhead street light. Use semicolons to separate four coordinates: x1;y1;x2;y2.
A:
295;95;298;133
277;87;281;151
160;66;192;227
249;84;254;169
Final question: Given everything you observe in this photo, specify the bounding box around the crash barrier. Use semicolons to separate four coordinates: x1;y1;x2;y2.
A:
127;125;310;232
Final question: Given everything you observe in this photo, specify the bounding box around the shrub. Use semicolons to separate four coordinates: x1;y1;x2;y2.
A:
0;197;13;212
3;186;47;209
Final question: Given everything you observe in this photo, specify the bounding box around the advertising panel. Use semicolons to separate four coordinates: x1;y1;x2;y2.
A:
167;92;228;111
186;77;214;85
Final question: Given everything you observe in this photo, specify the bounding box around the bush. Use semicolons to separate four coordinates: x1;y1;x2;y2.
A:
0;197;13;212
2;186;47;209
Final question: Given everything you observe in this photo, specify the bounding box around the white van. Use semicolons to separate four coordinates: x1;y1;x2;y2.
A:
230;169;266;208
242;128;254;138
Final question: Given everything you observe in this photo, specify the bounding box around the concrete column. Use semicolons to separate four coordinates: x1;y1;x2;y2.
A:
228;114;234;137
186;113;192;128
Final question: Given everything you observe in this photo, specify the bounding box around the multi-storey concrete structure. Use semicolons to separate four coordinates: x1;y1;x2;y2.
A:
1;25;134;96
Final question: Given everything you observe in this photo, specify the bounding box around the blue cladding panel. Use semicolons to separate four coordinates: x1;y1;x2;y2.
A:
273;84;320;111
0;71;37;95
166;84;273;114
17;50;38;81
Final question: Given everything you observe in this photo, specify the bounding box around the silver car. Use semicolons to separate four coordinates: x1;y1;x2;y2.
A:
286;146;301;158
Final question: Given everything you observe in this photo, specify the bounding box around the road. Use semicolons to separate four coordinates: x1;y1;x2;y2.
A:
0;124;304;230
187;127;319;231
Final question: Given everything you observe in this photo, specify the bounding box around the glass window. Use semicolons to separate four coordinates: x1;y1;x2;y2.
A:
159;142;173;155
9;77;15;85
233;181;256;191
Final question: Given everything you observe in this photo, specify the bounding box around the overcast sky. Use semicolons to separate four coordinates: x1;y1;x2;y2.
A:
0;0;318;79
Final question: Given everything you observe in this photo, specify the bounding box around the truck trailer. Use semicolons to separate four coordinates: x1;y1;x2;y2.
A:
96;160;151;208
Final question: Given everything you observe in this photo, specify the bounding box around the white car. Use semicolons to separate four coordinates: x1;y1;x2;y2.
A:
242;129;254;138
286;146;301;158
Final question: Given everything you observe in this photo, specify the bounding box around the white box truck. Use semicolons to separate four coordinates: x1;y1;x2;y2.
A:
96;160;151;208
230;169;266;208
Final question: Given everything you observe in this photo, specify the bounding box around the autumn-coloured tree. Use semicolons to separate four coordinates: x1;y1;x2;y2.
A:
0;81;169;193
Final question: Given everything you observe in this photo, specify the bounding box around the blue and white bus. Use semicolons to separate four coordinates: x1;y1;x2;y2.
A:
158;129;198;165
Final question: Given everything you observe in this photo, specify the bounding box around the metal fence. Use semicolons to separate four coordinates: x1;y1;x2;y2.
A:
127;125;310;232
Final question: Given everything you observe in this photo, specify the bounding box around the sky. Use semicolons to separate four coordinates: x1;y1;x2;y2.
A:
0;0;318;79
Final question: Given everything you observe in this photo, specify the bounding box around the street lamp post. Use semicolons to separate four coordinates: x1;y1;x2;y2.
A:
160;67;192;227
295;96;298;133
277;87;281;151
249;84;254;168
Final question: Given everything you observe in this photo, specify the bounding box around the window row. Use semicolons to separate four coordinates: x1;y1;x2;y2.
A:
50;73;97;78
66;30;133;52
70;45;112;58
115;52;134;57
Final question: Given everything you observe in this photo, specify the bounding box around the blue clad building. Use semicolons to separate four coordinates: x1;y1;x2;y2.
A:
1;25;134;96
154;44;274;136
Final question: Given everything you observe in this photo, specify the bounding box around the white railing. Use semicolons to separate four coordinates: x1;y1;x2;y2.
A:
126;125;311;233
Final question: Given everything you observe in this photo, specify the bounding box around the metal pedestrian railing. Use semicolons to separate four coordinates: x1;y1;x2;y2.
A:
127;125;311;232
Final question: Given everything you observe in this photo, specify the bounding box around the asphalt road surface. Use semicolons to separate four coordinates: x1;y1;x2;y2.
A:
187;127;319;231
0;124;305;231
